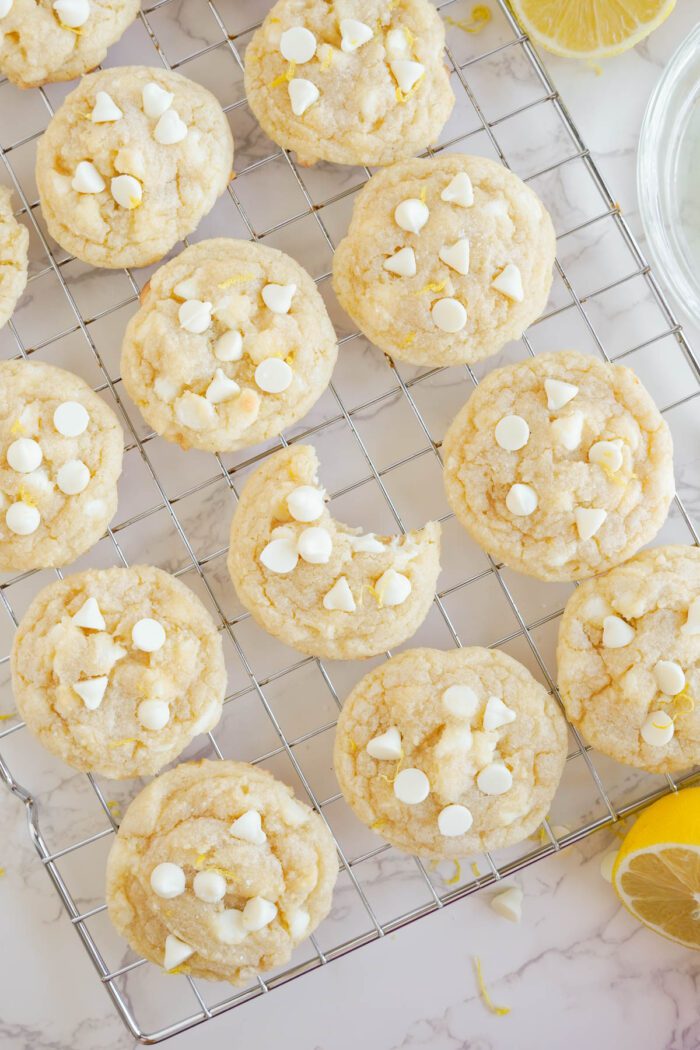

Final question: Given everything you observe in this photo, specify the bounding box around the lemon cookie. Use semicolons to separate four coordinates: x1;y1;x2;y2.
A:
0;187;28;329
0;0;138;89
334;646;567;858
227;444;441;660
35;66;233;269
0;359;123;572
244;0;454;167
332;153;555;366
442;350;674;582
106;759;338;984
557;545;700;774
120;239;338;453
11;565;226;779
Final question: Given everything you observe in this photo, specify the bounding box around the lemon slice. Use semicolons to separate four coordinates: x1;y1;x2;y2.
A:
613;788;700;948
509;0;677;59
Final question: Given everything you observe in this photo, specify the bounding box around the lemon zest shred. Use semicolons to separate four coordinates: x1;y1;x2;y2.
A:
399;331;416;348
194;851;211;868
107;800;121;813
59;21;82;33
403;25;415;47
0;713;15;721
672;689;695;720
370;819;385;831
167;965;188;975
108;737;137;748
419;186;427;203
10;419;25;435
471;861;481;878
0;867;5;877
319;44;334;70
585;59;604;76
285;61;297;80
17;487;36;507
474;956;510;1016
348;737;358;754
445;6;491;35
377;753;404;784
269;72;287;88
416;281;446;296
445;859;461;885
367;581;384;609
217;272;255;289
269;15;280;22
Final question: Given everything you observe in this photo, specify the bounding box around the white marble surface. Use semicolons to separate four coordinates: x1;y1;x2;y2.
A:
1;2;700;1049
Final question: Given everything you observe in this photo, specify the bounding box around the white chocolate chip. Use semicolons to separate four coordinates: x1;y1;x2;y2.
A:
432;297;466;333
506;483;537;516
7;438;42;474
575;507;607;541
255;358;293;394
482;198;509;220
91;91;123;123
495;415;529;452
551;411;584;451
262;283;296;314
287;485;325;522
206;368;240;404
54;400;89;437
654;660;685;696
132;617;166;652
213;909;247;945
599;850;618;883
602;615;635;649
477;762;512;795
137;699;170;731
441;172;474;207
366;726;402;761
390;59;424;93
589;440;623;473
154;109;188;145
545;378;578;411
297;526;332;564
261;537;298;574
491;263;524;302
175;391;216;430
71;161;105;194
323;576;355;611
215;330;244;362
72;597;105;630
230;809;267;844
289;908;310;939
483;696;516;731
53;0;89;27
6;502;40;535
164;935;194;971
682;597;700;636
111;174;142;209
437;804;473;837
374;568;411;606
491;886;523;923
150;863;185;899
443;684;478;718
173;277;199;300
383;246;416;277
0;0;14;16
242;896;277;931
72;676;108;710
178;299;212;334
641;710;674;746
142;82;174;118
280;25;317;62
439;237;470;276
385;27;408;54
584;595;612;625
193;870;226;903
288;78;320;116
57;460;90;495
280;796;309;827
394;768;430;805
340;17;373;51
350;533;385;553
394;198;429;233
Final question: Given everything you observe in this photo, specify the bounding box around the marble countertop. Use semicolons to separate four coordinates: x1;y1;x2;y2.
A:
2;3;700;1049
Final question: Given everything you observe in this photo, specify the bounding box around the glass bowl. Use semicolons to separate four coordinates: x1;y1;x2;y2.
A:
637;24;700;328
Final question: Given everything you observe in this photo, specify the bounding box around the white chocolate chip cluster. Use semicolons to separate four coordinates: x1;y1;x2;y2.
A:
334;646;568;859
105;760;338;985
121;238;338;453
443;349;674;582
557;545;700;773
12;565;226;778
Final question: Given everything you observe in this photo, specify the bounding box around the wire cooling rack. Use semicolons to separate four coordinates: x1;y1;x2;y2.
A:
1;0;699;1042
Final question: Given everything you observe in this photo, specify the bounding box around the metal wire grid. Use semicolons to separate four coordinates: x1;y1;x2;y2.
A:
0;0;699;1041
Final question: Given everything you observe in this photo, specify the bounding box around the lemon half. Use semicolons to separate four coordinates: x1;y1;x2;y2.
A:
613;787;700;949
509;0;677;60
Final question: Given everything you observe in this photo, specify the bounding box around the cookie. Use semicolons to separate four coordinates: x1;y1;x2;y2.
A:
557;545;700;774
442;350;674;582
120;238;338;453
334;646;567;858
106;759;338;984
35;66;233;269
244;0;454;166
332;153;555;366
0;359;123;572
11;565;226;779
0;0;138;89
227;444;441;660
0;187;29;329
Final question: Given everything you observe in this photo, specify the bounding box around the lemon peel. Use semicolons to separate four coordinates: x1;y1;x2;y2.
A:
416;281;446;296
10;419;25;436
474;956;510;1016
217;272;255;289
445;6;491;35
445;859;462;885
